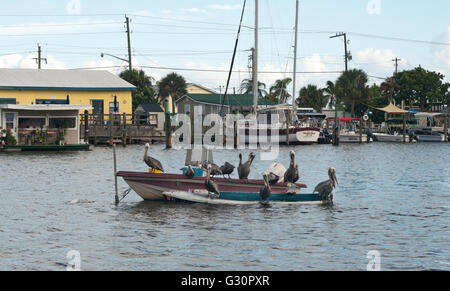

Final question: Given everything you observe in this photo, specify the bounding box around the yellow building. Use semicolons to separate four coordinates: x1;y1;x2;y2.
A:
186;83;217;95
0;68;135;115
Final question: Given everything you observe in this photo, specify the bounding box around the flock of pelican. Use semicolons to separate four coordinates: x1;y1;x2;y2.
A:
143;143;338;204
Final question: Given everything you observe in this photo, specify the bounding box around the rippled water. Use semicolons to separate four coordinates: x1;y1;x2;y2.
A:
0;143;449;271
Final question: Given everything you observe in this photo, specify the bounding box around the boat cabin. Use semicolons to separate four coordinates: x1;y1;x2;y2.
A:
0;104;92;145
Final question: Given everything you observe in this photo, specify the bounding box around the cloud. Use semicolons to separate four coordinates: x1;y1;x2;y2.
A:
66;0;81;15
181;8;208;14
432;25;450;80
0;53;66;70
208;4;242;11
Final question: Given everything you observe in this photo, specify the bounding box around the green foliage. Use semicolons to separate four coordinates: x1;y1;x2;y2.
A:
119;69;158;111
366;84;389;123
296;85;329;113
268;78;292;104
240;78;268;99
158;73;188;113
5;129;17;145
335;69;369;117
392;66;449;110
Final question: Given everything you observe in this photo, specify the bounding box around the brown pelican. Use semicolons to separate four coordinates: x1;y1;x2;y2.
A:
182;165;195;179
284;151;299;184
205;164;220;199
143;143;164;172
201;161;222;177
238;152;256;180
220;162;235;179
313;167;338;203
259;174;271;204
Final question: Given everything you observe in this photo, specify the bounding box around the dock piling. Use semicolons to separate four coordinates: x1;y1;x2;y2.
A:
113;144;119;204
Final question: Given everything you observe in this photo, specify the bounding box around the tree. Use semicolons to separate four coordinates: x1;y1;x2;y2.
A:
269;78;292;104
335;69;369;117
119;69;158;111
380;78;401;103
240;78;268;99
296;85;328;113
392;66;450;110
158;73;187;113
323;80;337;110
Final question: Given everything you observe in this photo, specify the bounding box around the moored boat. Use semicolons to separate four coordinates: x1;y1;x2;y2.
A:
117;171;307;201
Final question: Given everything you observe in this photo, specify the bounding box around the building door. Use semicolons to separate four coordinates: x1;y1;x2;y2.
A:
91;100;104;124
2;112;18;141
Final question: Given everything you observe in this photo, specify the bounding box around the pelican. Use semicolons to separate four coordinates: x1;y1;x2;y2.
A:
313;167;338;203
201;161;222;177
182;165;195;179
205;164;220;199
259;174;271;204
238;152;256;180
284;151;299;184
220;162;235;179
143;143;164;172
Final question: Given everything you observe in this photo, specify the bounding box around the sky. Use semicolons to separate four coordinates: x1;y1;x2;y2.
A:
0;0;449;96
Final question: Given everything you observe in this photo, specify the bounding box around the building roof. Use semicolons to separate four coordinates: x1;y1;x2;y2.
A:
0;104;93;111
0;68;136;91
186;83;217;94
135;104;164;113
177;93;276;107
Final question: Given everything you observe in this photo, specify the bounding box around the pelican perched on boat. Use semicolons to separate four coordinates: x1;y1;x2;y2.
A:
182;165;195;179
143;143;164;172
259;174;271;204
284;151;299;193
205;164;220;199
201;161;222;177
313;167;338;203
238;152;256;180
220;162;235;179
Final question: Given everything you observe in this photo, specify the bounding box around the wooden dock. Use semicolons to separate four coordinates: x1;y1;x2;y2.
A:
80;113;165;146
0;144;91;152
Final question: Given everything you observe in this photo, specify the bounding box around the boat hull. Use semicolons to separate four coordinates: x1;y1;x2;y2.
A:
339;134;368;143
245;127;321;145
162;191;326;205
117;171;308;201
373;133;409;143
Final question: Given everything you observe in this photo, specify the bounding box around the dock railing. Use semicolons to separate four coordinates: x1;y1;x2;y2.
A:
80;113;165;146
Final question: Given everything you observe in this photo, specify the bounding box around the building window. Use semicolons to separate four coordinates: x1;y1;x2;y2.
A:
109;102;119;113
49;117;76;129
149;114;158;125
36;99;67;105
19;117;46;129
4;113;15;129
184;104;190;115
0;98;16;104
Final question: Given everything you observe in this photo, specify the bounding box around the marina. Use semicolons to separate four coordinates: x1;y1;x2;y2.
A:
0;0;449;275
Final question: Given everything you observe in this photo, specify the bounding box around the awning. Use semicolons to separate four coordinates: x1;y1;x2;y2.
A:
415;112;443;118
375;103;408;114
376;103;409;114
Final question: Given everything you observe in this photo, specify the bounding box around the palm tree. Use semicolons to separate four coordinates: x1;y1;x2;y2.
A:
158;73;187;113
269;78;292;104
335;69;369;117
380;77;402;103
240;78;268;99
323;80;337;109
296;85;328;113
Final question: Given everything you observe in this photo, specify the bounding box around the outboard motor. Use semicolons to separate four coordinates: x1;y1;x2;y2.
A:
408;130;419;143
364;128;377;142
319;128;332;144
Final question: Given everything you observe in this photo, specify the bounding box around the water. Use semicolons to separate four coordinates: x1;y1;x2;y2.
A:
0;143;449;271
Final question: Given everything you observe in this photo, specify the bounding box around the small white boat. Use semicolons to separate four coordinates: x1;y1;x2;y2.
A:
339;131;368;143
373;133;409;143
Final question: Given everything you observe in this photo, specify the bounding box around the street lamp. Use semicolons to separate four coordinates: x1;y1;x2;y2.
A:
101;52;131;71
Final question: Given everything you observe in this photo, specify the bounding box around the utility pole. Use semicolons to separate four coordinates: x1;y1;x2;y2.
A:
34;44;47;69
292;0;299;110
330;32;349;72
125;15;132;71
252;0;259;114
392;57;401;74
330;32;350;147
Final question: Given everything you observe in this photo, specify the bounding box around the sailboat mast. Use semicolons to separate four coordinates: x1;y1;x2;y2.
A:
292;0;299;110
252;0;259;114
